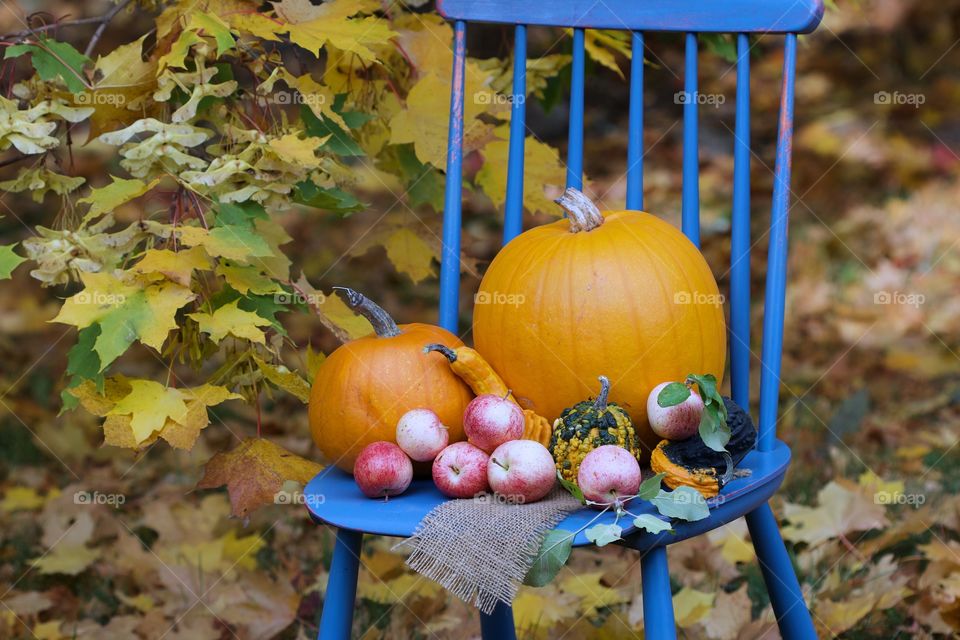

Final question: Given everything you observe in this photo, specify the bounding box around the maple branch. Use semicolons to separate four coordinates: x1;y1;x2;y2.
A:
84;0;133;57
0;0;133;51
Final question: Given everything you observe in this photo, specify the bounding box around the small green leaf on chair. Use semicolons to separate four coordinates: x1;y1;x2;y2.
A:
651;486;710;522
585;523;622;547
523;529;573;587
633;514;673;534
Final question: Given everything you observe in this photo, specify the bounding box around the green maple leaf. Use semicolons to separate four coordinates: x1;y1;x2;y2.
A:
5;37;90;93
0;244;26;279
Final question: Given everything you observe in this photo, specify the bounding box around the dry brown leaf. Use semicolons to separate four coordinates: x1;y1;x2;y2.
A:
197;438;323;517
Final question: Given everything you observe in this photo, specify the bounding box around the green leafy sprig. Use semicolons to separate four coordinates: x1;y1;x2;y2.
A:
524;472;711;586
657;373;730;452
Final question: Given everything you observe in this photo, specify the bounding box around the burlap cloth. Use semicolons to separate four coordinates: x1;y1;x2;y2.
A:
398;488;582;614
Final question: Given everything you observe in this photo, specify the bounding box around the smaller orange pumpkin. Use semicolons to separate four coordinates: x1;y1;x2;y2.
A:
309;288;472;473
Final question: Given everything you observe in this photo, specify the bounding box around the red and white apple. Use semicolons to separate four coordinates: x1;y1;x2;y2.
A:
396;408;449;462
647;381;704;440
577;445;642;506
487;440;556;503
463;393;525;452
353;441;413;499
432;441;490;498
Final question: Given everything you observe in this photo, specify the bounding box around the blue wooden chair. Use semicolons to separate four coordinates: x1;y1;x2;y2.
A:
304;1;825;638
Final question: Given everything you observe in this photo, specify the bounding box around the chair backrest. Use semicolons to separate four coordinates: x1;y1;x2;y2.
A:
434;0;825;452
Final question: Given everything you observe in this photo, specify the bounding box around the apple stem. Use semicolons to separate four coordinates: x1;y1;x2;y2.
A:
593;376;611;411
491;457;509;471
503;389;512;401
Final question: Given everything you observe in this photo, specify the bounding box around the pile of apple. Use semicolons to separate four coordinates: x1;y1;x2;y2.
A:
353;392;557;504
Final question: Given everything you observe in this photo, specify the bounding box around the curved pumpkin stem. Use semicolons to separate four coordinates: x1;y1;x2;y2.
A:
555;188;604;233
593;375;611;411
333;287;401;338
423;343;457;362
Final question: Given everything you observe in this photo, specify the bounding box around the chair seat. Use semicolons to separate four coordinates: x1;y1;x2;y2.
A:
304;440;790;549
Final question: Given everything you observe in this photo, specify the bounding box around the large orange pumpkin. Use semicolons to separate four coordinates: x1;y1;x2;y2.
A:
309;288;472;472
473;189;726;456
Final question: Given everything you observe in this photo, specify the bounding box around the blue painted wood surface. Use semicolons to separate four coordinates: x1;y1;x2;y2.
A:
730;33;752;411
625;31;644;210
566;28;585;190
437;0;824;33
641;547;676;640
746;503;818;638
438;21;466;334
758;35;798;452
503;25;527;244
681;33;700;245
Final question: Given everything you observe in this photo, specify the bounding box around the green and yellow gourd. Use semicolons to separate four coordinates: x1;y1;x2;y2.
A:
549;376;641;482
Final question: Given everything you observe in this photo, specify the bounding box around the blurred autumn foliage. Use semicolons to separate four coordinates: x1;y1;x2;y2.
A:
1;0;959;638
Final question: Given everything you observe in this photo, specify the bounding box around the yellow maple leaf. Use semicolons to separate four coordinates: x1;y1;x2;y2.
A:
84;35;158;139
230;13;284;40
189;300;273;344
276;0;395;63
388;73;496;170
252;355;310;403
108;379;190;444
559;572;629;617
673;587;714;628
383;227;437;284
216;263;280;295
476;127;568;216
576;29;631;79
50;271;140;329
159;27;206;71
31;545;100;575
267;133;326;168
132;246;210;286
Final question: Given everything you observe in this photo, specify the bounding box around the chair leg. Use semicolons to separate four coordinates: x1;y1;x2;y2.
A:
479;601;516;640
641;545;676;640
319;528;363;640
746;502;817;639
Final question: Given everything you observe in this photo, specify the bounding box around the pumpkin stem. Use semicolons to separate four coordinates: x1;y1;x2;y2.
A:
555;188;604;233
333;287;401;338
423;343;457;362
593;375;611;411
